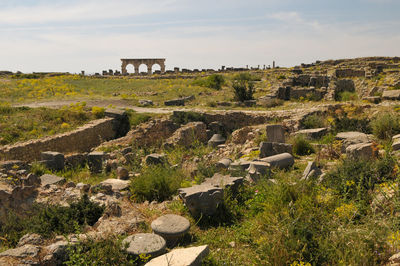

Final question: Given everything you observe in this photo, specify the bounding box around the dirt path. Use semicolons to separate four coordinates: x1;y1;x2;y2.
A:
13;98;328;115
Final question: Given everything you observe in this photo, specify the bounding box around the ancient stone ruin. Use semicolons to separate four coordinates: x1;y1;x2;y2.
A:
120;58;166;75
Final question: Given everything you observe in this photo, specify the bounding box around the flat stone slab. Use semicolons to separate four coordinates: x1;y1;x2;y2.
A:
202;173;243;188
145;245;209;266
40;174;66;187
294;128;328;139
383;89;400;100
335;131;369;141
0;245;39;258
151;214;190;239
122;233;166;257
100;178;130;191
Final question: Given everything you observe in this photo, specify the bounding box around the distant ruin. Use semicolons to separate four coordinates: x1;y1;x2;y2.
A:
121;58;166;75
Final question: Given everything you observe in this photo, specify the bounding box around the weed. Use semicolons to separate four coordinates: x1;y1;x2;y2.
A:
130;165;186;202
300;113;326;129
292;135;315;156
371;112;400;140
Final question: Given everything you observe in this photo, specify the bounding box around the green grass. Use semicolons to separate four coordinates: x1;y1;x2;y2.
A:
0;104;94;145
0;195;104;248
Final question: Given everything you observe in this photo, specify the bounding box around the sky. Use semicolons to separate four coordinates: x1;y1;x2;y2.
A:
0;0;399;73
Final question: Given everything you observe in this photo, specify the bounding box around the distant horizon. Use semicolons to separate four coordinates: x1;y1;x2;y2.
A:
1;1;399;73
4;55;398;75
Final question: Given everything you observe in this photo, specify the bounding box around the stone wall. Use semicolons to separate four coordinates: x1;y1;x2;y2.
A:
335;69;365;78
0;118;117;162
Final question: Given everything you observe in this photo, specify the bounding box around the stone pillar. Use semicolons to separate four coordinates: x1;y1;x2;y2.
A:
134;64;140;75
121;62;127;75
147;64;152;75
160;63;166;73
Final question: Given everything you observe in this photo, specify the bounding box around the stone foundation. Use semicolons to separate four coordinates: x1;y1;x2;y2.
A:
0;118;117;162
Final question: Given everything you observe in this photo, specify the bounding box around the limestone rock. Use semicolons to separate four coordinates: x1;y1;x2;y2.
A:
266;124;285;143
165;98;185;106
247;161;270;181
216;158;232;169
259;153;294;169
145;153;167;165
17;233;43;247
336;131;371;152
122;233;166;257
0;244;39;258
88;151;104;173
100;178;130;192
151;214;190;243
164;122;207;148
208;134;226;147
40;174;66;187
231;127;253;144
383;89;400;100
294;128;328;139
259;142;293;158
346;142;376;160
302;161;322;180
41;151;65;171
117;167;129;180
145;245;209;266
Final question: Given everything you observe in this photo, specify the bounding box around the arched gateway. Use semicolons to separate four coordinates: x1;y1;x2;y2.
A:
121;58;166;75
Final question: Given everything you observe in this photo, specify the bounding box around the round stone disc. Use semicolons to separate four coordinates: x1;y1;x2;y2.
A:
151;214;190;237
122;233;166;257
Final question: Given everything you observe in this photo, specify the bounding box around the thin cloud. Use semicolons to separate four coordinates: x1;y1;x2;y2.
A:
0;0;178;25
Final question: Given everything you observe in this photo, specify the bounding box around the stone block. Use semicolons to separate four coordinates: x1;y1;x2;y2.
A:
122;233;166;257
151;214;190;246
145;153;167;165
165;99;185;106
216;158;232;169
116;167;129;180
88;151;104;173
145;245;209;266
40;174;65;187
383;89;400;100
208;134;226;147
259;142;292;158
247;161;270;181
259;153;294;169
294;128;328;139
346;142;376;160
41;151;65;171
266;124;285;143
100;178;130;192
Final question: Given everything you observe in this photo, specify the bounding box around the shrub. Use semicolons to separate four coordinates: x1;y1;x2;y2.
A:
207;74;225;90
91;106;105;119
232;80;254;102
292;135;315;156
233;73;260;82
323;155;396;204
301;114;326;129
65;237;147;265
171;111;206;125
371;112;400;140
130;165;185;202
125;110;151;127
332;115;371;134
277;75;286;80
0;195;104;247
338;91;358;101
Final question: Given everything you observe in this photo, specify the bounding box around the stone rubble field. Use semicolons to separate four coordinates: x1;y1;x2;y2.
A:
2;57;400;265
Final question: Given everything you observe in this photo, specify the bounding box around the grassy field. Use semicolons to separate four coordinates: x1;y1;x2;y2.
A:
0;103;97;145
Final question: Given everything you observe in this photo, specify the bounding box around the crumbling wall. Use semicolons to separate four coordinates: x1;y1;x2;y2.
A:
335;69;365;78
0;118;117;161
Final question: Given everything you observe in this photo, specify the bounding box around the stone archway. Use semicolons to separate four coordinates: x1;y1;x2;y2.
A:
121;58;166;75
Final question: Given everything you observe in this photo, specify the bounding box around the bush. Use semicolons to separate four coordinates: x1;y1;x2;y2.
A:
207;74;225;90
323;155;396;204
233;73;260;82
337;91;358;101
0;195;104;247
232;80;254;102
171;111;206;125
91;106;105;119
371;112;400;140
301;114;326;129
125;110;151;127
130;165;185;202
332;115;371;134
292;135;315;156
65;237;147;265
277;75;286;80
